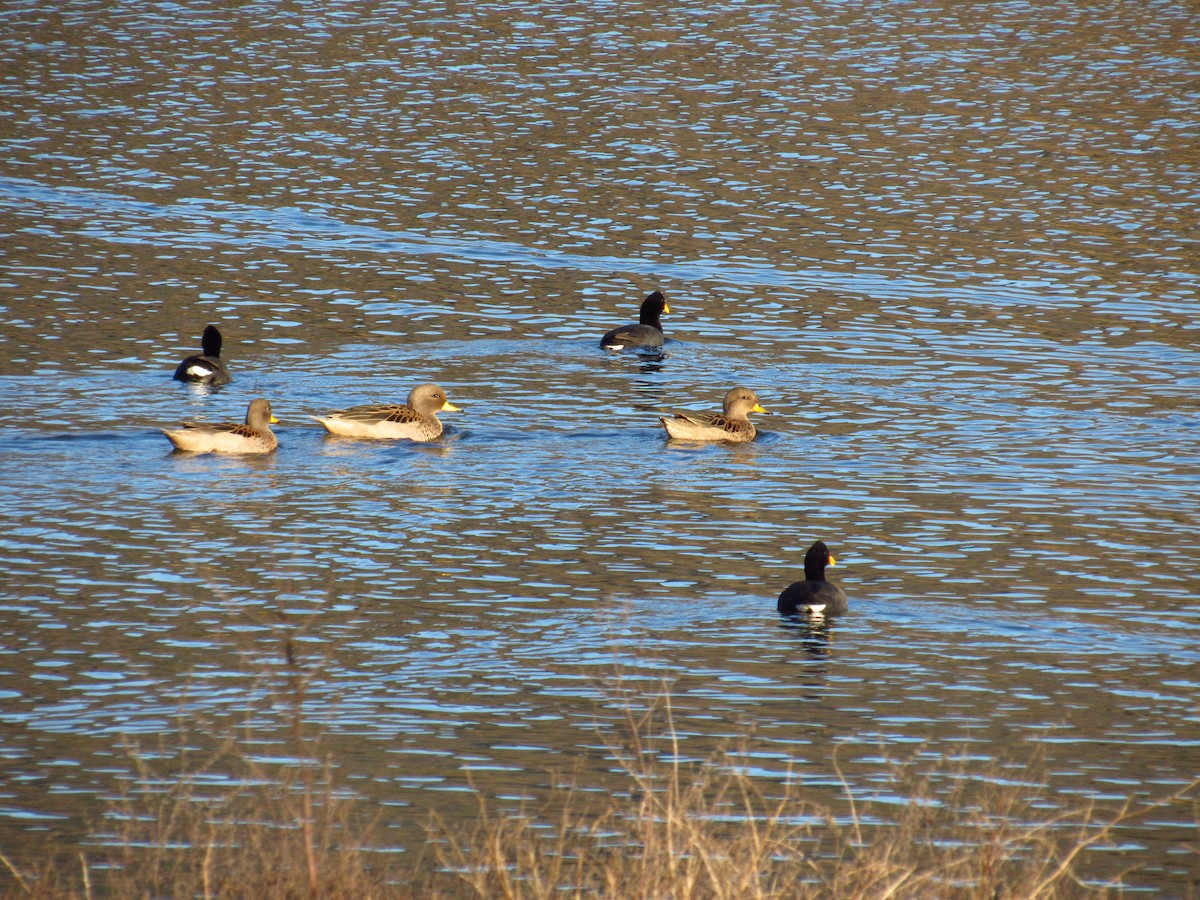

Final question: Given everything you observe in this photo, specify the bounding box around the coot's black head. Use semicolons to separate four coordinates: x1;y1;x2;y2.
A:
804;541;835;580
638;291;669;326
201;325;223;358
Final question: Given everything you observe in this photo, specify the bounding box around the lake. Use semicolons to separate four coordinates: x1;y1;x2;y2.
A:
1;0;1197;893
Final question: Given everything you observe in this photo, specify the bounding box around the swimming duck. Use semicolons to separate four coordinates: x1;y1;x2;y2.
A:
311;383;461;441
174;325;232;385
777;541;848;616
161;397;278;454
600;291;669;350
659;387;766;443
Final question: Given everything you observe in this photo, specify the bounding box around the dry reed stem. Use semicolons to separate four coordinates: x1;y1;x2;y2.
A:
0;852;32;894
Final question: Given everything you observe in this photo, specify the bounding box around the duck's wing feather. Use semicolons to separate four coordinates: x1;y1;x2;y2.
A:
178;420;257;437
676;411;752;435
328;403;422;424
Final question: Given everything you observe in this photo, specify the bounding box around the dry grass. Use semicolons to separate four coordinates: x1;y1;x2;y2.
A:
1;751;393;900
98;740;390;899
2;665;1195;899
427;690;1190;899
1;634;400;899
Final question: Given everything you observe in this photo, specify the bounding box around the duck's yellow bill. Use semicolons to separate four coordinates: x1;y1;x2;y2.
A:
442;401;462;412
752;403;767;413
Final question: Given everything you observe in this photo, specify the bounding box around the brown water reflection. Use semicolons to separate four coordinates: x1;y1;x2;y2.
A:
1;0;1198;892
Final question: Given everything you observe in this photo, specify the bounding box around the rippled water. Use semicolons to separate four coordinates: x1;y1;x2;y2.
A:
1;0;1198;892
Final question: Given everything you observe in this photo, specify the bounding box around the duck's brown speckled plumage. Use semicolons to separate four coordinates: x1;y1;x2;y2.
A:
659;387;766;443
162;398;278;454
311;383;461;441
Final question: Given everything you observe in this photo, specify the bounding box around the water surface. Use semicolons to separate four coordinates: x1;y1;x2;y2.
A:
1;0;1198;892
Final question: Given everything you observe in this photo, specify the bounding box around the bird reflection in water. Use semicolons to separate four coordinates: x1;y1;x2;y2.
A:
779;610;833;658
637;352;666;375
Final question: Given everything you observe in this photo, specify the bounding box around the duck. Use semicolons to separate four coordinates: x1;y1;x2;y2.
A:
161;397;278;454
311;383;461;441
173;325;232;385
777;541;848;616
600;290;669;350
659;387;766;443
